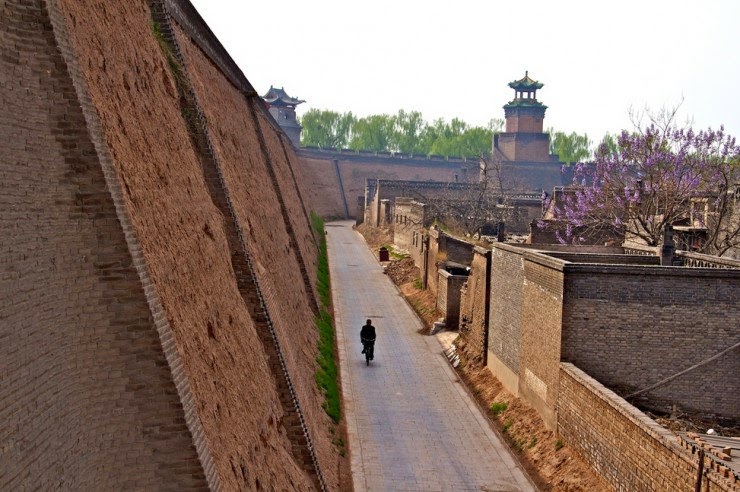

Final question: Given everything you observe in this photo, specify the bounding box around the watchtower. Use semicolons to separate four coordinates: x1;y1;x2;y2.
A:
494;72;551;162
262;86;304;147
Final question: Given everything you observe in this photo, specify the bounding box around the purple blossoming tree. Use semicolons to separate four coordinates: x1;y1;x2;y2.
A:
546;119;740;256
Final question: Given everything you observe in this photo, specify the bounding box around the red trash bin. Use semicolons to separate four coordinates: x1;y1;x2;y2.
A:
379;247;389;262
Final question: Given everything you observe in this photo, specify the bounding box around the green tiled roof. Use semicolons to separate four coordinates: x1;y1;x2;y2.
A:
508;71;543;91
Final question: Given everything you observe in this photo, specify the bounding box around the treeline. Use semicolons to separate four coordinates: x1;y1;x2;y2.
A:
299;108;615;164
299;109;502;157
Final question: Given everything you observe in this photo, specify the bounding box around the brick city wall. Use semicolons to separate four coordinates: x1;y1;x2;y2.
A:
298;149;478;219
0;1;206;488
1;0;335;489
561;264;740;418
175;23;338;488
559;364;737;492
459;247;490;363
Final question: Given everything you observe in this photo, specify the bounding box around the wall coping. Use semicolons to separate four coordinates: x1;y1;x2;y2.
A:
564;263;740;278
438;269;469;280
560;363;679;445
494;243;740;279
473;245;491;256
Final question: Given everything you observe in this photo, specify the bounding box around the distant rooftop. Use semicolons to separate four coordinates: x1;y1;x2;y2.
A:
508;71;544;91
505;71;547;109
262;86;305;107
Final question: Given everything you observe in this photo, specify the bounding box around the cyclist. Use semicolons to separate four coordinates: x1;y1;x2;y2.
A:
360;319;376;360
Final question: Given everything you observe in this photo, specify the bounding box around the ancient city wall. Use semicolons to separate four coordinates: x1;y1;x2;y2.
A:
561;264;740;418
2;0;337;489
174;23;338;486
0;2;205;487
559;364;737;492
297;156;347;219
298;148;478;218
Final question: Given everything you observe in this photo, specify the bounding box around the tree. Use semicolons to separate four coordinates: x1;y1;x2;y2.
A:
597;132;620;157
299;108;497;157
547;118;740;256
390;110;428;154
348;114;394;152
299;109;355;148
549;129;592;165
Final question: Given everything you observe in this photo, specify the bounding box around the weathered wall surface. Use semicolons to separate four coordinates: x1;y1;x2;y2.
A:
297;156;347;218
488;246;525;388
176;25;339;486
518;257;564;428
1;1;205;488
298;150;479;218
562;266;740;418
559;364;736;492
459;247;490;363
1;0;336;489
436;270;467;328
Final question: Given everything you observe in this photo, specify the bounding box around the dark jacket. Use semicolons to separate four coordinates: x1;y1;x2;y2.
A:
360;324;376;342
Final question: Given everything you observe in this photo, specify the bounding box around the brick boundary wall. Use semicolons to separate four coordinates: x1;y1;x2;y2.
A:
561;263;740;418
43;0;217;486
459;247;491;364
559;364;738;492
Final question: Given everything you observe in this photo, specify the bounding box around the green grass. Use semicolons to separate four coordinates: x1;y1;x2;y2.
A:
502;419;513;433
311;213;340;423
555;438;565;451
490;402;508;415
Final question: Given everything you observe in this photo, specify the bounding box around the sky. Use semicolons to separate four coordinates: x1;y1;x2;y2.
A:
189;0;740;143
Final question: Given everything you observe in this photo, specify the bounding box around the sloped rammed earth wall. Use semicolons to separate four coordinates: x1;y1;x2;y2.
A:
1;0;340;489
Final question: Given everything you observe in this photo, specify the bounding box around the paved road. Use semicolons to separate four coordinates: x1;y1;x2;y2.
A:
326;221;534;492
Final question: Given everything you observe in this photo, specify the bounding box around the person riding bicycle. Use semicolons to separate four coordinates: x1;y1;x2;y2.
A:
360;319;376;359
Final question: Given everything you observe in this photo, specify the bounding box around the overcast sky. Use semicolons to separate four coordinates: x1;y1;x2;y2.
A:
190;0;740;142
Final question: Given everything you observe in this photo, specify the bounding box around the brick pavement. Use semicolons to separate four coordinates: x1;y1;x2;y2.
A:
326;221;534;491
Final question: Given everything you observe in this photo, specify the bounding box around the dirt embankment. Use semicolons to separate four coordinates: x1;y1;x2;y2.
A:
355;224;610;491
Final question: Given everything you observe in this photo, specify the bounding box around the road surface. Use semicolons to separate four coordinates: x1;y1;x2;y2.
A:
326;221;534;492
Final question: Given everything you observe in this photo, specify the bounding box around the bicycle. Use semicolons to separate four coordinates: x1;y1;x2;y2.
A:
361;337;375;366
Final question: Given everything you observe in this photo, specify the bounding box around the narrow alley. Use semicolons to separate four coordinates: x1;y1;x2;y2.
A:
326;221;534;492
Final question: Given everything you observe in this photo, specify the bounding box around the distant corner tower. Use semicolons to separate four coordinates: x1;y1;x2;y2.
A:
262;86;304;147
494;71;553;163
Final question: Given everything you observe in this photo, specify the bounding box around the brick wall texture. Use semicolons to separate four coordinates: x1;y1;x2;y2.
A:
436;271;467;328
0;1;205;488
2;0;337;489
488;247;525;375
559;364;737;492
459;248;490;363
562;265;740;418
298;152;477;218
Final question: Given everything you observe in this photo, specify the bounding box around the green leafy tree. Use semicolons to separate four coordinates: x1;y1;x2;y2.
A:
299;109;355;148
549;129;592;165
348;114;394;151
300;108;498;157
390;110;428;154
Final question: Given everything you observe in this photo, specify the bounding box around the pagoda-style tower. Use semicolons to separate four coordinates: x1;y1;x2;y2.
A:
494;72;551;162
262;86;304;147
